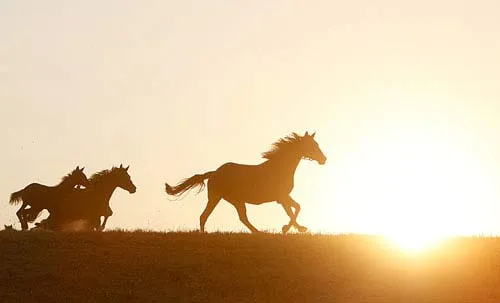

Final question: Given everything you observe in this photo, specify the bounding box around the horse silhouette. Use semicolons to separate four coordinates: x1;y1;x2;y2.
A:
3;225;13;231
9;166;89;230
165;131;326;233
35;164;136;231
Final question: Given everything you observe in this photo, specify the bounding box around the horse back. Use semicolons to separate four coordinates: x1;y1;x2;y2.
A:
213;161;295;203
20;183;56;201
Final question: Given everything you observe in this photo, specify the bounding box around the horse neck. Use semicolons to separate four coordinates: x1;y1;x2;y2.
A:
90;179;119;207
57;177;77;192
266;153;301;176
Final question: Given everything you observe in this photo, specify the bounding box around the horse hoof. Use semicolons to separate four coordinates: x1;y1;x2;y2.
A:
297;226;308;233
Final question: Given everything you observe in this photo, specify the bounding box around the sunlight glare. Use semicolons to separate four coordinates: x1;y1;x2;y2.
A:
314;118;497;242
384;230;445;253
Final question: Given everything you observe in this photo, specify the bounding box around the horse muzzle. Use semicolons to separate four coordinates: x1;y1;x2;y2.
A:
128;186;137;194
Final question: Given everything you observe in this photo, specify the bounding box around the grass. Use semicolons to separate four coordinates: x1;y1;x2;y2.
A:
1;230;500;302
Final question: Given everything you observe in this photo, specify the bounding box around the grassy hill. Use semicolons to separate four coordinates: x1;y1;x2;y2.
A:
1;230;499;302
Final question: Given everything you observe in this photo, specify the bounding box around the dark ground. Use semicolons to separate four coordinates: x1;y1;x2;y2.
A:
0;230;499;302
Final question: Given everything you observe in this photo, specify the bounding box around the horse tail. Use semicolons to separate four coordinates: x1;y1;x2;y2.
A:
9;189;25;205
165;171;215;198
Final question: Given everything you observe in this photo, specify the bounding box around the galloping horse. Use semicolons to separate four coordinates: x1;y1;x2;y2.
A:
36;164;136;231
165;131;326;233
9;166;89;230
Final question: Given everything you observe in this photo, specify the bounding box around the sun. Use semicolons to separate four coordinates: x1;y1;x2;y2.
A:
312;123;497;246
383;230;445;253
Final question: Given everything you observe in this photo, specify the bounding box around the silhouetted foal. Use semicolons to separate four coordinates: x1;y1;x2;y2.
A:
9;166;89;230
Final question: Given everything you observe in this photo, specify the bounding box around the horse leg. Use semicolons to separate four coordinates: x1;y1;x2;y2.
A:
20;206;41;230
280;205;295;234
289;199;308;232
200;197;221;233
16;202;28;230
233;202;260;233
279;197;308;234
100;207;113;231
26;207;42;223
100;216;109;231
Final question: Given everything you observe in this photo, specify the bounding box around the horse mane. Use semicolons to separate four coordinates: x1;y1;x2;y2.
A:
88;167;117;185
60;173;73;182
59;171;77;185
262;132;303;160
58;167;85;185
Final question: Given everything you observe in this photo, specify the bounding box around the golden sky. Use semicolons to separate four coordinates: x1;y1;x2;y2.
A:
1;1;500;235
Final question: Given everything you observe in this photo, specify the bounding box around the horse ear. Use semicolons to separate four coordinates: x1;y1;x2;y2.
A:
80;167;85;171
119;164;123;169
304;131;309;137
125;165;129;171
76;165;80;171
311;132;316;138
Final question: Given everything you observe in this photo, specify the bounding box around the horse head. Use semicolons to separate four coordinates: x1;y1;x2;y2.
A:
298;131;327;165
4;224;13;231
112;164;137;194
69;166;90;187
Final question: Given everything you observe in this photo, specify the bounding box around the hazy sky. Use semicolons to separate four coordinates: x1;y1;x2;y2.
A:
1;1;500;235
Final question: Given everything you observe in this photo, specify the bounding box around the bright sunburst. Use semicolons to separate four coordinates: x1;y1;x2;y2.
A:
313;123;496;248
384;230;445;253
